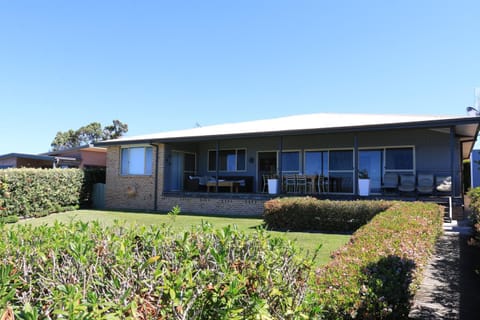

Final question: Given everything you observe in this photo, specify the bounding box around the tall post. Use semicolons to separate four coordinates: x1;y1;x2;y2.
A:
153;143;159;211
450;126;456;197
278;136;283;193
216;141;220;193
354;135;359;196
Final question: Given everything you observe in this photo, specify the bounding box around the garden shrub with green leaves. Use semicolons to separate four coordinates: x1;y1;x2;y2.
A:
467;187;480;247
263;197;391;232
306;201;443;319
0;220;316;319
0;168;82;220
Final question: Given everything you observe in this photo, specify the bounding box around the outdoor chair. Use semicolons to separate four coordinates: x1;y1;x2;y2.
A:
398;174;416;194
381;172;398;194
317;176;327;193
262;174;269;193
416;173;434;194
296;175;307;193
435;175;452;194
284;174;296;193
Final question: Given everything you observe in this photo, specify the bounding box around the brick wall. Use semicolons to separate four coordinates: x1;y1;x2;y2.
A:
157;196;265;217
105;145;161;211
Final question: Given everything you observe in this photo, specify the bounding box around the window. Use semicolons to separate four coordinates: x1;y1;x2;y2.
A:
208;149;246;172
385;147;414;171
121;147;153;175
281;151;300;173
305;151;328;176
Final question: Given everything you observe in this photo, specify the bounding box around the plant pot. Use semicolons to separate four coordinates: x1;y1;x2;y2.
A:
267;179;279;194
358;179;370;196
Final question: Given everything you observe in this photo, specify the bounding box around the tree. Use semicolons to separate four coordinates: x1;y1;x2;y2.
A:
50;120;128;151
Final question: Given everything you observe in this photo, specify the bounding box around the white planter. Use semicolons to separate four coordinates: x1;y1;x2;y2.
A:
267;179;279;194
358;179;370;196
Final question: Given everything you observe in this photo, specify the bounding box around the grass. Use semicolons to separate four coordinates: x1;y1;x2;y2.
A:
16;210;351;266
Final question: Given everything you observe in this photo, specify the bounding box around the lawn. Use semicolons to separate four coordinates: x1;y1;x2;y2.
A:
17;210;351;266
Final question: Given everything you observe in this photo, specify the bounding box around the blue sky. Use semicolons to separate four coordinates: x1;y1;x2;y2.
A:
0;0;479;154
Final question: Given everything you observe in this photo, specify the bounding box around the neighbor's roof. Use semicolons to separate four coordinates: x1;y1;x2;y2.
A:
0;153;54;161
96;113;480;146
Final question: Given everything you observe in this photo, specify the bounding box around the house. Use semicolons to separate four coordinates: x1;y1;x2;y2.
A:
96;113;480;216
0;146;107;169
0;153;61;169
45;145;107;169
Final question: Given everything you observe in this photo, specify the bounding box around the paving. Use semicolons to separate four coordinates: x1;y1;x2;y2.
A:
409;220;480;319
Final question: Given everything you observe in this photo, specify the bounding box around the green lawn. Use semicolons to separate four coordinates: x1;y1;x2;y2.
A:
17;210;351;266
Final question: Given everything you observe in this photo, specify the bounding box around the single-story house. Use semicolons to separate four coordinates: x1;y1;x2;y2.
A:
96;113;480;216
45;145;107;169
0;145;107;169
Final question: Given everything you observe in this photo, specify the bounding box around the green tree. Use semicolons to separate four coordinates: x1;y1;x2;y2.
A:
50;120;128;151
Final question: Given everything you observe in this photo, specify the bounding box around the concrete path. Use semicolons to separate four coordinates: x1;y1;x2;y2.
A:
409;220;480;319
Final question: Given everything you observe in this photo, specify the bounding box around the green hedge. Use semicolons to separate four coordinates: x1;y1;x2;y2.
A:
306;201;443;319
0;221;315;319
0;168;83;219
263;197;391;232
467;187;480;243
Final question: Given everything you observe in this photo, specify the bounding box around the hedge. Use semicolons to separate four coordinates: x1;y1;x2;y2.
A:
0;221;315;319
0;168;83;219
467;187;480;244
306;201;444;319
263;197;391;232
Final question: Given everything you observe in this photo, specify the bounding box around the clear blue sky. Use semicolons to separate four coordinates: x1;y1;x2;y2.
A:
0;0;479;155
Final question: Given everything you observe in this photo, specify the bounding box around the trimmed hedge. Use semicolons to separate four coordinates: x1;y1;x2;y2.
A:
306;201;444;319
467;187;480;244
0;168;83;219
0;221;315;319
264;197;391;232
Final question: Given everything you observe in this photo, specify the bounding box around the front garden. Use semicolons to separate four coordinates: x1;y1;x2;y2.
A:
0;169;444;318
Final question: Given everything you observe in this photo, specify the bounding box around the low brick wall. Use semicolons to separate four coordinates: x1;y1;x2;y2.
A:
157;195;266;217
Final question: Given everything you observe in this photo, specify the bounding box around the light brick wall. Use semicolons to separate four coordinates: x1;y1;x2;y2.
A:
157;196;265;217
105;145;161;211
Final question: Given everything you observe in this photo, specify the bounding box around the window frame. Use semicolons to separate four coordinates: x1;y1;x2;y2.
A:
120;146;153;176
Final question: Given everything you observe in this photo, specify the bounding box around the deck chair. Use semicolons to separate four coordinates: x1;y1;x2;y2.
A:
398;174;416;193
381;173;398;193
435;175;452;194
417;173;434;194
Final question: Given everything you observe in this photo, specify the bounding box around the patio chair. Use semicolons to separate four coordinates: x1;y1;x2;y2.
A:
317;176;327;193
284;174;296;193
416;173;434;194
296;175;307;193
381;172;398;193
398;174;416;194
262;174;269;193
435;175;452;194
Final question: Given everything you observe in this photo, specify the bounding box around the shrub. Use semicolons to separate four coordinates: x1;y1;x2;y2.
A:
467;187;480;245
263;197;391;232
0;221;316;319
0;168;83;219
306;201;443;319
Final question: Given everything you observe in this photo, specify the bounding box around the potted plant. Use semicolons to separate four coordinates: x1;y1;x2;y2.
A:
358;169;370;196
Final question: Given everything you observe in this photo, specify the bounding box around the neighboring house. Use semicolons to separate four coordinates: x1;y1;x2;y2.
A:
470;149;480;188
96;113;480;216
46;145;107;169
0;153;60;169
0;146;107;169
